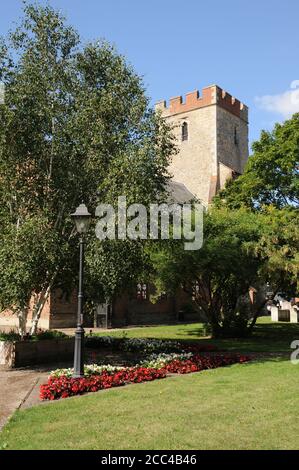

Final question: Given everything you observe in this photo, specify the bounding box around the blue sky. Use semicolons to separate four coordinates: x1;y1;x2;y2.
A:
1;0;298;148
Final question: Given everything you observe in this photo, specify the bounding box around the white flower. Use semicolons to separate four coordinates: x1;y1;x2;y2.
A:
139;352;193;369
49;363;125;378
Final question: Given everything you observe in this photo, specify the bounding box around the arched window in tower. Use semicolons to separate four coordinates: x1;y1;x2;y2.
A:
181;121;188;141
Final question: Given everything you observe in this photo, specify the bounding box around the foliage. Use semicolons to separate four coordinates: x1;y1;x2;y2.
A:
85;335;182;353
250;206;299;295
0;215;69;313
216;114;299;209
0;3;175;333
0;329;68;342
149;204;299;337
210;116;299;334
85;334;216;353
87;318;299;353
0;330;21;342
85;239;151;305
29;329;68;341
149;207;263;337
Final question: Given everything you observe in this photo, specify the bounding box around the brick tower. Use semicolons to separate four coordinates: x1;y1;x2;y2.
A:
155;85;249;206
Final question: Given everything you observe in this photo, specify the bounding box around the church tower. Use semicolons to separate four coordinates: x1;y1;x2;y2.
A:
155;85;249;206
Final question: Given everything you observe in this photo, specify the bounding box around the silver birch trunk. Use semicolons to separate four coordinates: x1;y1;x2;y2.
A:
17;307;29;338
29;283;53;335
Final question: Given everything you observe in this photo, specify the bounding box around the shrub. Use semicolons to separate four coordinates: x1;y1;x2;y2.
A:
0;330;20;342
85;335;218;354
0;329;68;342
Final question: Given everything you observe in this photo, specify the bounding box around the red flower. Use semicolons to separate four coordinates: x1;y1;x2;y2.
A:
40;354;250;401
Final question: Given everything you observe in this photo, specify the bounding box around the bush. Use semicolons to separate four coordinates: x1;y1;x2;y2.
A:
85;335;218;354
0;329;68;342
0;330;20;342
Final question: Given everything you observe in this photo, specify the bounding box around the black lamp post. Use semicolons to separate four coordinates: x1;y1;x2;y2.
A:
71;203;91;378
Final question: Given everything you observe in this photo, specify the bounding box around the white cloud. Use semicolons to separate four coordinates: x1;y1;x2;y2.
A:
255;82;299;118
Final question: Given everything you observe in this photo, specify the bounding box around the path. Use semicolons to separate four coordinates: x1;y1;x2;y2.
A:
0;367;49;430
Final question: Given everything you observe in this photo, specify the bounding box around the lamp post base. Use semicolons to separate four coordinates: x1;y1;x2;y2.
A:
73;327;85;378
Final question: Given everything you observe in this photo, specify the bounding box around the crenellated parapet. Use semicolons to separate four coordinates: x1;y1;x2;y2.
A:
155;84;248;122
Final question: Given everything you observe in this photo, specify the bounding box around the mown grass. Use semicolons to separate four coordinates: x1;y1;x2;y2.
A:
0;357;298;450
94;316;299;353
1;317;298;450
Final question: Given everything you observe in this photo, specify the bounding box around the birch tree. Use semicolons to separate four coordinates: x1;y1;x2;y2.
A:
0;3;174;335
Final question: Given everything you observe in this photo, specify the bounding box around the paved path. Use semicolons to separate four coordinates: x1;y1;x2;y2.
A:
0;368;42;430
0;366;52;430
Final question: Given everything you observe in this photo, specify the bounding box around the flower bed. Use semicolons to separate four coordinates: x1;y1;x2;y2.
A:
40;367;167;400
50;364;126;379
41;353;251;401
139;352;194;369
165;354;249;374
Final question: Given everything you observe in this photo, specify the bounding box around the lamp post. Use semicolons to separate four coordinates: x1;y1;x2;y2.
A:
71;203;91;378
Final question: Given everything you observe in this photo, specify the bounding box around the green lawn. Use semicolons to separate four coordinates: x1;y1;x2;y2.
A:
96;316;299;353
1;317;299;450
1;357;298;450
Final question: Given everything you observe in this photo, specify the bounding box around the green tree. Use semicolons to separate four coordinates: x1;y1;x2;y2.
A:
149;206;298;338
211;116;299;334
216;114;299;209
248;206;299;331
149;208;262;337
0;3;175;334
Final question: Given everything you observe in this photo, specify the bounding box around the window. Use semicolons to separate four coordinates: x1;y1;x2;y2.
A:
181;122;188;141
234;126;239;146
136;283;147;301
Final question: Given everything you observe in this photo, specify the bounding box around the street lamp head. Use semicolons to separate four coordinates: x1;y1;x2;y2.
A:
71;203;91;235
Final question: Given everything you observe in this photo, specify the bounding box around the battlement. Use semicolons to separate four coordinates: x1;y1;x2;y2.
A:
155;85;248;122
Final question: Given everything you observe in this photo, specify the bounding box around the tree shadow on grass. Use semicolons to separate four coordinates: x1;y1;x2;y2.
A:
160;321;299;355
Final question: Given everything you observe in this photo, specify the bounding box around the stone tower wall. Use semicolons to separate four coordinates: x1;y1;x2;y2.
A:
164;105;217;205
156;85;249;206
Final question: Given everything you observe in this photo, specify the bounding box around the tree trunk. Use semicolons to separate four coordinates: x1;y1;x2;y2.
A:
17;308;29;338
29;284;52;335
248;286;280;332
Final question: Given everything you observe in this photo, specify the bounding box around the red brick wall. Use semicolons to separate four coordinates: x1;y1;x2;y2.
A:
49;289;77;329
111;287;198;327
157;85;248;122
